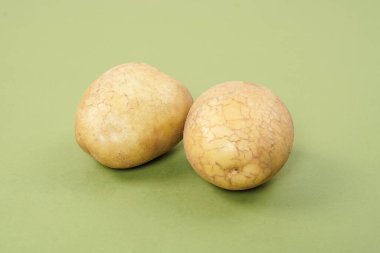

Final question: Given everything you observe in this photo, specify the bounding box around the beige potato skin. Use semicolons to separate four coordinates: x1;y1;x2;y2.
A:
75;63;193;169
183;81;294;190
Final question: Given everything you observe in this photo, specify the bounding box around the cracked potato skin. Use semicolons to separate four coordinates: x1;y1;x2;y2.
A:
75;63;193;169
183;81;293;190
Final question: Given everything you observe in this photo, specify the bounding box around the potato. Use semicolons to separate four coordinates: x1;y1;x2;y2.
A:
183;81;294;190
75;63;193;169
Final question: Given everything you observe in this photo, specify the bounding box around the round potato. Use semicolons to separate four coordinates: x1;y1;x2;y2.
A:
75;63;193;169
183;81;293;190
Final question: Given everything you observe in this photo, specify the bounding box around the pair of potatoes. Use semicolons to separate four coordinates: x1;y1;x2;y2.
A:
75;63;294;190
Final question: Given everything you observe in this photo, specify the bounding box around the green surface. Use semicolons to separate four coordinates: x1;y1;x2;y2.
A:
1;0;379;252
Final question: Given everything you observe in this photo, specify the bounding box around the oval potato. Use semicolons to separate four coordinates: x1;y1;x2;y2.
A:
75;63;193;169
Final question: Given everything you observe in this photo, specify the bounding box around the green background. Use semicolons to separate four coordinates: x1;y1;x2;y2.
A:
1;0;379;252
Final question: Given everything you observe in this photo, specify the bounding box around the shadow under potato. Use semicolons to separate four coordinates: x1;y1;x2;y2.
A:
212;147;345;211
90;142;344;215
79;141;348;221
95;144;193;182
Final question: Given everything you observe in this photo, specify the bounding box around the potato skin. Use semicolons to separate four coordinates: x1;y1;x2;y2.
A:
183;81;294;190
75;63;193;169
